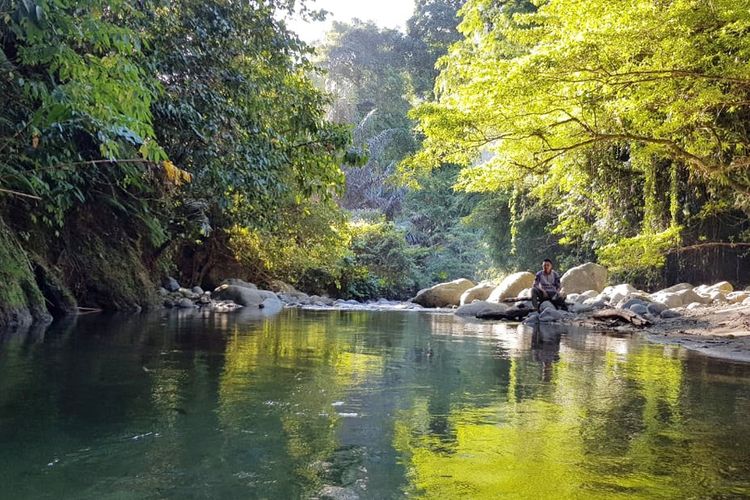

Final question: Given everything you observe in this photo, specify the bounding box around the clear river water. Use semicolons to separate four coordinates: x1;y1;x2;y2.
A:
1;308;749;499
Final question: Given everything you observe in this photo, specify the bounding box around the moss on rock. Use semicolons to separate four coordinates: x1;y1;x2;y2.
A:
0;220;50;329
60;212;159;311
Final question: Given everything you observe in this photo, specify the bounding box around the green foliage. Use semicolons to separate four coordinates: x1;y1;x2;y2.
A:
1;0;166;232
598;226;683;285
344;217;419;299
146;0;350;231
406;0;465;98
403;0;750;278
0;0;359;308
227;198;350;285
401;165;488;284
412;0;750;194
317;21;418;215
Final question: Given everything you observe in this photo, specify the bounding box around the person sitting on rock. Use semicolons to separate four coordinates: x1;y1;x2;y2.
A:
532;259;567;311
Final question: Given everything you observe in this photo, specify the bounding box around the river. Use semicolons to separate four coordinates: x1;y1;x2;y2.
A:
1;308;749;498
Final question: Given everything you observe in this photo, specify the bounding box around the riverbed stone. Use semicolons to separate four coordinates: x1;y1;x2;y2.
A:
652;288;709;308
661;309;682;319
650;292;683;309
573;290;598;304
269;280;297;293
412;278;476;308
539;300;556;312
583;298;608;309
707;281;734;294
560;262;608;294
487;272;535;303
618;298;648;310
539;308;563;322
523;312;540;324
569;303;593;314
213;284;266;307
177;298;195;309
647;302;668;315
221;278;258;290
727;291;750;304
178;287;199;299
517;287;533;299
656;283;694;294
163;277;180;292
158;287;169;297
678;288;712;305
630;304;649;316
455;301;509;317
191;286;204;295
460;282;496;305
602;284;639;305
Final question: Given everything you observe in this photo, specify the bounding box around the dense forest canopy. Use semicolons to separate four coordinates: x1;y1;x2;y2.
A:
405;0;750;284
0;0;748;317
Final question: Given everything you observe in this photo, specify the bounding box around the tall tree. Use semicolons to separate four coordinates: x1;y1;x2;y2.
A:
405;0;750;278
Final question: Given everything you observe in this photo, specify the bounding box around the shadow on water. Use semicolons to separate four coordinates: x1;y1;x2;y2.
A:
0;309;749;499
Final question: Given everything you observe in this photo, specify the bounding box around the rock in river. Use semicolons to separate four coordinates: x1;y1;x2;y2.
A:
412;278;475;308
455;301;509;317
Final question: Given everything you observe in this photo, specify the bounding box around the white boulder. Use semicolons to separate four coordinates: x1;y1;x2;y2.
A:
727;291;750;304
677;288;711;305
602;284;639;305
650;292;683;309
655;283;694;294
560;262;608;294
707;281;734;294
487;272;535;303
412;278;475;308
460;283;497;306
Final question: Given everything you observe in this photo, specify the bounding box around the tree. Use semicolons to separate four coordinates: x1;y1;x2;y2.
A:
405;0;750;278
317;21;416;216
145;0;351;232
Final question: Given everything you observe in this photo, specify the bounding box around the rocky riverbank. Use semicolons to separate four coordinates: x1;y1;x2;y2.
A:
406;262;750;363
130;263;750;364
158;277;426;313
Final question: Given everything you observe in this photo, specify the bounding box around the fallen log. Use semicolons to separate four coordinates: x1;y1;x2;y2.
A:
592;308;651;327
477;307;532;321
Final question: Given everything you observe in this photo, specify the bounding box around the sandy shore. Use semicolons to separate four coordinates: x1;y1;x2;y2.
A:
639;304;750;363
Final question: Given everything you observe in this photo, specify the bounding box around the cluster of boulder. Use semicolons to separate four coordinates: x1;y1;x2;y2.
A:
159;278;425;313
410;262;750;324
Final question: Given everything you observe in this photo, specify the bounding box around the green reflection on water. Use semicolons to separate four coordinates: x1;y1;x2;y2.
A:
0;310;749;499
394;328;750;499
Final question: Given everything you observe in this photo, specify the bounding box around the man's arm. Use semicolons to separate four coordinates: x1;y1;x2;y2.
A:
533;272;542;290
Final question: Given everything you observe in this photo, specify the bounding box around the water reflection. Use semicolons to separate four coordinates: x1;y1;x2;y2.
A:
530;324;562;382
0;310;748;498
